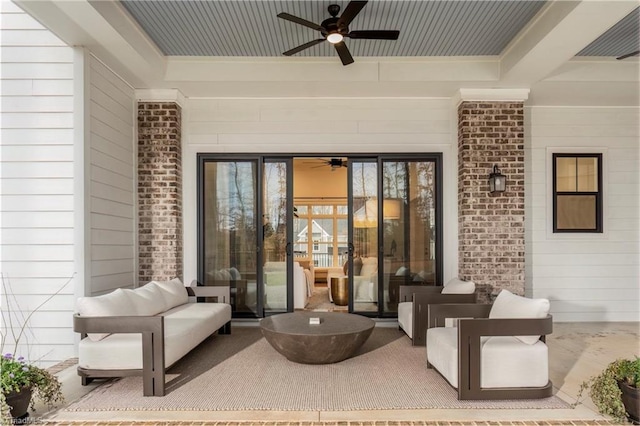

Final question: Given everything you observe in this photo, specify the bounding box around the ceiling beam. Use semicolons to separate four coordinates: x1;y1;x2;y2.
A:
500;0;639;85
14;0;165;88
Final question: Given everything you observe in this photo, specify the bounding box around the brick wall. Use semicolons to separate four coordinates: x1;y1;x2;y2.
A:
458;101;525;301
138;102;183;282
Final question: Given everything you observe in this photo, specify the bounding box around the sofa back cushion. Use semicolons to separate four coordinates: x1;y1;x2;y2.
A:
75;288;137;341
123;282;167;316
441;277;475;294
489;289;550;344
153;278;188;310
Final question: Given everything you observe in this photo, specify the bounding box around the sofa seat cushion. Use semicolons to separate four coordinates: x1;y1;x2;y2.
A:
78;303;231;370
426;328;548;389
398;301;413;338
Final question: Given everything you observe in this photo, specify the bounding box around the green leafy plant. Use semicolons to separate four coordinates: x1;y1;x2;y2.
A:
1;353;63;406
575;357;640;422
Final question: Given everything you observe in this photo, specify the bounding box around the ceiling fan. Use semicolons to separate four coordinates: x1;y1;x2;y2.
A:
277;1;400;66
306;158;347;170
616;50;639;60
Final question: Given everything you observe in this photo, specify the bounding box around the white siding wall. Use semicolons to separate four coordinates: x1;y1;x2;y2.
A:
525;106;640;322
182;98;459;284
0;1;76;364
87;55;136;295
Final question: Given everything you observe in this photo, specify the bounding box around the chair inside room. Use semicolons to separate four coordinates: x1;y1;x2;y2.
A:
426;289;553;400
398;277;477;346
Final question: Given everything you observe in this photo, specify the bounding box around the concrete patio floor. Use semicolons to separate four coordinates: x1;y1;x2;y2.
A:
35;321;639;425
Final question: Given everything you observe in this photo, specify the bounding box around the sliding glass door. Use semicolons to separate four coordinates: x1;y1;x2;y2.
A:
200;159;260;317
199;154;441;319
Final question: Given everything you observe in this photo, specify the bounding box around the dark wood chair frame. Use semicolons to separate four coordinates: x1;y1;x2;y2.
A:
73;285;231;397
426;303;553;400
398;285;477;346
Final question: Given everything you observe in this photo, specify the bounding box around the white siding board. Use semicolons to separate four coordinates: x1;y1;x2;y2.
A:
1;95;74;112
90;100;132;132
1;163;72;178
91;259;134;277
90;181;134;205
2;128;74;145
1;245;75;261
91;245;134;261
90;149;135;179
2;112;73;128
0;29;67;46
1;261;75;278
1;63;74;79
1;195;74;211
91;166;135;191
90;116;133;144
91;198;135;219
90;86;133;125
91;133;134;163
91;273;135;294
89;56;135;99
526;106;639;322
0;45;74;61
91;229;134;246
89;68;135;112
2;145;74;161
0;228;74;245
1;178;73;194
32;80;74;96
2;211;73;228
90;213;134;232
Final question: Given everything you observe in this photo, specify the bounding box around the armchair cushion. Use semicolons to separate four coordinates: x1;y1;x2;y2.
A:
489;290;550;344
426;327;549;389
441;278;475;294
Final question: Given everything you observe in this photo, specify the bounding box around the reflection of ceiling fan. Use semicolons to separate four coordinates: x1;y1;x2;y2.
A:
306;158;347;170
617;50;640;60
277;1;400;66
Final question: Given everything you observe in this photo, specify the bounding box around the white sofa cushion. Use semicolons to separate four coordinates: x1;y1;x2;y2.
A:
359;257;377;278
153;278;188;310
78;302;231;370
441;278;475;294
75;288;136;342
123;283;167;316
426;327;548;389
489;289;550;344
398;301;413;338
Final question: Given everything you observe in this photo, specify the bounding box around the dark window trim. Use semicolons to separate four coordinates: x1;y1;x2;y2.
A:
552;153;603;233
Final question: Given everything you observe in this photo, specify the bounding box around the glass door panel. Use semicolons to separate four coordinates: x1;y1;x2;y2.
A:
263;161;291;314
202;160;259;317
382;160;438;313
350;160;378;314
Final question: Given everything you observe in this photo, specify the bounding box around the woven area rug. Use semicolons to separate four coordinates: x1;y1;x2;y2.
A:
66;327;569;412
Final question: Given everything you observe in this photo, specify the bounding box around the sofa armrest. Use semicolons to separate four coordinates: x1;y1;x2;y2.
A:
73;314;165;397
398;285;442;303
428;303;491;329
187;282;230;303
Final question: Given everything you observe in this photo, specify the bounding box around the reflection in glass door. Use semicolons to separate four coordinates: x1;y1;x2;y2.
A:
382;159;440;315
201;160;259;317
350;160;379;314
262;160;292;314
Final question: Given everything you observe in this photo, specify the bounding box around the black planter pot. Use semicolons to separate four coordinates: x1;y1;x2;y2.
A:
619;381;640;425
4;386;32;419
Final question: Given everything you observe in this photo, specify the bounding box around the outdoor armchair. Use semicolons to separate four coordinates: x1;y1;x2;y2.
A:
398;278;477;346
426;290;553;400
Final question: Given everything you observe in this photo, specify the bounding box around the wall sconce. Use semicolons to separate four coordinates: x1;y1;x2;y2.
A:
488;165;506;194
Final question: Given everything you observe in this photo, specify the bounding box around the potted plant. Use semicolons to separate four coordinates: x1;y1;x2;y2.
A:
576;357;640;424
1;353;64;420
1;274;70;422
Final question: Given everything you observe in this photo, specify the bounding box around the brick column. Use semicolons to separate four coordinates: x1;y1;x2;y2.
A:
138;102;182;282
458;101;525;301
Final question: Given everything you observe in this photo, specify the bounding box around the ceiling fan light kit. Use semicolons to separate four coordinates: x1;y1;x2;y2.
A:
277;0;400;66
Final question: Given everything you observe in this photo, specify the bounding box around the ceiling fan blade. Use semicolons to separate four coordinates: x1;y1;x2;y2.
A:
616;50;640;60
277;12;324;32
348;30;400;40
283;39;325;56
334;41;354;66
337;1;368;27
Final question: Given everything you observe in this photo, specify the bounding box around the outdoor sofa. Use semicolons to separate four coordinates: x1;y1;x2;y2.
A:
74;278;231;396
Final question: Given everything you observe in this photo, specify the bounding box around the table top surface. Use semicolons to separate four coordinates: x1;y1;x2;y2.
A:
260;311;374;336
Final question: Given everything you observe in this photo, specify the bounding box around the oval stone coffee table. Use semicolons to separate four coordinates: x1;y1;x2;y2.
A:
260;311;375;364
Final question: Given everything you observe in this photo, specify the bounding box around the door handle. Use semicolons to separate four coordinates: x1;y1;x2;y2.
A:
286;242;292;256
348;243;354;257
